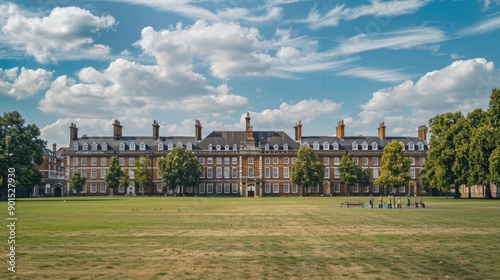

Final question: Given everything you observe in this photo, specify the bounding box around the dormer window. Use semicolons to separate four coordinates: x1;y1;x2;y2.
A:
274;144;279;150
323;141;329;150
92;142;98;151
408;142;415;151
177;142;183;147
371;142;378;150
233;144;238;151
119;142;125;151
73;142;79;150
208;144;212;151
352;142;358;150
362;142;368;150
130;142;136;150
168;142;173;150
265;143;270;151
417;142;424;151
216;144;221;151
83;142;89;151
158;142;164;150
187;142;193;150
313;141;319;150
332;142;339;150
225;144;230;150
140;142;146;150
102;142;108;150
303;142;309;147
284;143;288;151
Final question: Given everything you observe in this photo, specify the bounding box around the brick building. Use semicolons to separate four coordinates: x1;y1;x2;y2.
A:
33;143;68;197
65;114;428;197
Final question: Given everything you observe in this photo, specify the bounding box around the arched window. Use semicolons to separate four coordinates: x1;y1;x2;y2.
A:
102;142;108;150
274;144;279;150
323;141;329;150
168;142;173;150
216;144;221;150
352;142;358;150
303;142;310;147
83;142;89;150
187;142;193;150
332;142;339;150
233;144;238;151
371;142;378;150
92;142;98;151
283;143;288;151
408;142;415;151
362;142;368;150
158;142;164;150
313;141;320;150
119;142;125;151
130;142;136;150
225;144;230;150
177;142;183;147
140;142;146;150
73;142;79;150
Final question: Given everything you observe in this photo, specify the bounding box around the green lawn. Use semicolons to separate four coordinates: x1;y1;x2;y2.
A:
1;196;499;279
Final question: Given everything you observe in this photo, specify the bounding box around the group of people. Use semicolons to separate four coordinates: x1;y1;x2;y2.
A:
368;193;424;209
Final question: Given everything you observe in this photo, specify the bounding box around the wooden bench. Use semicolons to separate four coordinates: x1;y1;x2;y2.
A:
340;201;365;208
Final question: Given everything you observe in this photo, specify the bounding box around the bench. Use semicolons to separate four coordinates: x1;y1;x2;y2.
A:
340;201;365;208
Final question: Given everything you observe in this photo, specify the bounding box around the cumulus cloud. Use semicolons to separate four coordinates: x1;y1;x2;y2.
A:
0;3;116;63
0;67;52;99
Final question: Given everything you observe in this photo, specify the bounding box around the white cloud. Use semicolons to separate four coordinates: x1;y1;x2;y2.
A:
458;15;500;36
331;27;447;56
305;0;431;29
478;0;500;10
337;66;410;82
217;7;283;24
352;58;500;135
0;3;116;63
0;67;52;99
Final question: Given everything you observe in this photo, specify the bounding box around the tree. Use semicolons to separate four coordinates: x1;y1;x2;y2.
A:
468;126;498;198
375;140;411;194
420;112;463;196
486;88;500;128
158;146;201;194
290;146;324;196
338;154;359;196
134;157;152;196
0;111;45;200
120;169;131;194
105;156;123;195
358;168;371;192
489;146;500;189
69;172;86;195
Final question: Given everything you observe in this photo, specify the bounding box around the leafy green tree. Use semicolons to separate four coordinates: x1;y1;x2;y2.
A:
0;111;45;200
158;146;201;194
468;126;498;198
120;169;131;194
358;168;371;192
290;146;324;196
134;157;153;196
489;146;500;189
105;156;123;196
375;140;411;194
420;112;463;196
69;172;86;195
338;154;359;196
486;88;500;128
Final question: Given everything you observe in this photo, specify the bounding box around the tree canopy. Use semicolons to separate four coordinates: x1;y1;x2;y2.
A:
0;111;45;200
157;146;201;193
134;157;153;195
374;140;410;193
69;172;86;194
105;156;123;195
290;146;324;195
338;154;359;196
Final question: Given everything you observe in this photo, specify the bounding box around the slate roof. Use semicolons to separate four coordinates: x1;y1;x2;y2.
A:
301;135;427;151
197;131;301;151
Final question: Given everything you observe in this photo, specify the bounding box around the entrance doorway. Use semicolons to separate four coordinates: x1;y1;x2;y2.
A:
248;185;255;198
53;186;62;197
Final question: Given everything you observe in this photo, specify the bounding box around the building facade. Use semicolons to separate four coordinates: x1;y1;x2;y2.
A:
65;114;428;197
33;144;68;197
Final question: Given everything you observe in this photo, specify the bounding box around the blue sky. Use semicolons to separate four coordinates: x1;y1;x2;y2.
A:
1;0;500;147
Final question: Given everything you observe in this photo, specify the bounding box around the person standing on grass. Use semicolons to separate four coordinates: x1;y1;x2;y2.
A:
387;193;392;209
393;193;396;208
379;195;383;208
397;195;402;209
369;194;374;208
405;194;410;208
414;194;418;208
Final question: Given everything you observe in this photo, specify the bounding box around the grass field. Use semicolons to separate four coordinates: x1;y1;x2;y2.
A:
1;196;499;279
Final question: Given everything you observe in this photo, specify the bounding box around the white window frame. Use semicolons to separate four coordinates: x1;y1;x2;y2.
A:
158;142;164;150
90;183;97;193
362;142;368;150
130;142;136;150
273;183;280;193
284;167;289;179
140;142;146;151
265;183;271;193
313;141;320;150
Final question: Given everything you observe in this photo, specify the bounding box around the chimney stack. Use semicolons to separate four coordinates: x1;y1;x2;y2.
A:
53;143;57;153
245;112;254;142
418;125;427;141
69;123;78;141
294;121;302;141
336;120;345;140
152;120;160;140
195;120;203;141
378;122;386;140
113;119;123;140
